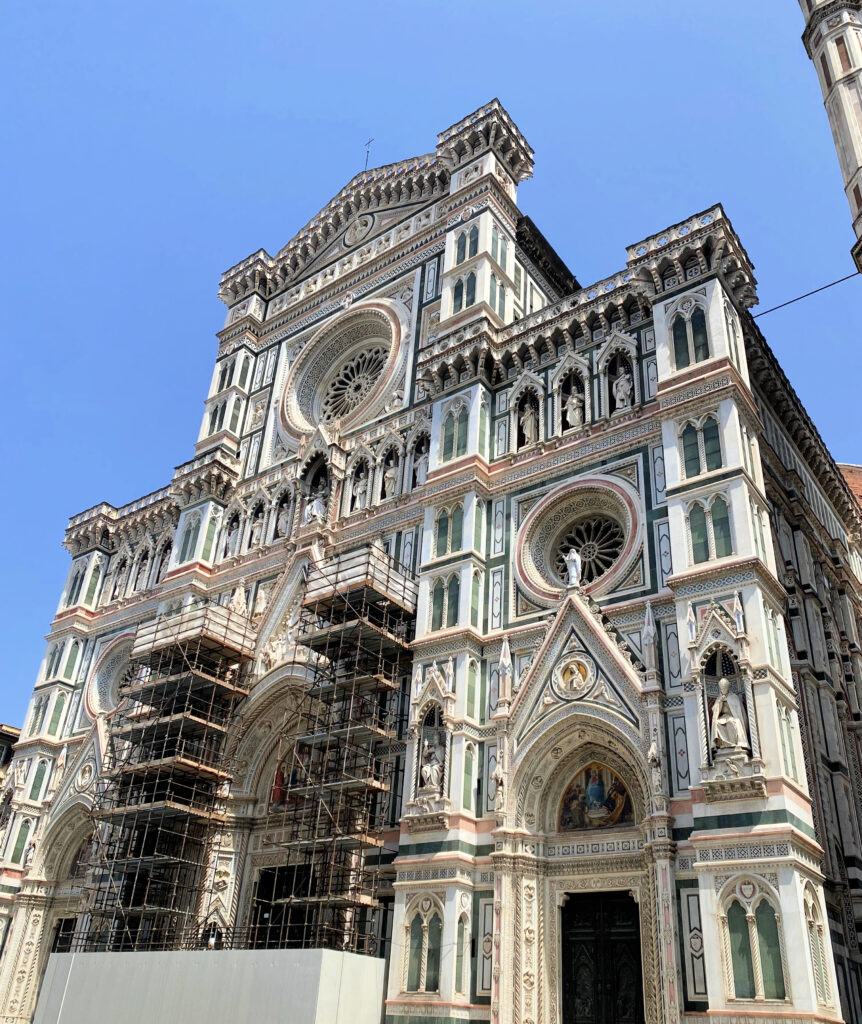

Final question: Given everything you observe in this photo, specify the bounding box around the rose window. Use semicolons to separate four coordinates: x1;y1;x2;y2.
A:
319;345;388;423
552;515;625;585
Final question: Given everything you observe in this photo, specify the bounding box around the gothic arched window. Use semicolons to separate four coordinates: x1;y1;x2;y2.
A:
723;885;786;1002
687;495;733;564
463;743;475;812
671;306;710;370
804;885;832;1006
446;575;460;628
179;515;201;563
405;901;444;994
681;415;723;478
442;406;469;462
435;509;449;557
466;661;478;719
47;693;66;736
456;231;467;264
431;579;445;631
63;642;80;681
84;560;102;604
67;567;86;607
755;900;785;999
727;899;756;998
11;818;31;864
468;225;478;258
710;496;733;558
688;503;709;564
455;915;469;995
29;761;47;801
425;913;442;991
407;914;423;991
465;272;476;308
470;571;481;628
451;504;464;551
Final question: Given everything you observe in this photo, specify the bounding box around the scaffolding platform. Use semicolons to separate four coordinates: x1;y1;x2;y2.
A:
132;604;257;660
303;546;418;612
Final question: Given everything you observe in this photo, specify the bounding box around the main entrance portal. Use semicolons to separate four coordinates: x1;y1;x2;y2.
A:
560;890;644;1024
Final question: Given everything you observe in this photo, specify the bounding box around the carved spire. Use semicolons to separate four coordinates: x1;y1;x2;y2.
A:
642;601;658;675
498;635;513;711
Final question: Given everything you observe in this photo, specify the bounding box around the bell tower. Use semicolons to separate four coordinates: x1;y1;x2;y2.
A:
800;0;862;268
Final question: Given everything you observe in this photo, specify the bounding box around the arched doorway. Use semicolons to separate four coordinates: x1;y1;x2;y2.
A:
498;720;663;1024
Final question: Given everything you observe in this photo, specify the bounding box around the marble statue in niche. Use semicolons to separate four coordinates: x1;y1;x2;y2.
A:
710;676;750;754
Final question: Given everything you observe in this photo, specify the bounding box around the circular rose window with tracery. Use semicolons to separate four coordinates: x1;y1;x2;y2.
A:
320;345;388;423
281;306;402;437
513;478;643;606
552;515;625;585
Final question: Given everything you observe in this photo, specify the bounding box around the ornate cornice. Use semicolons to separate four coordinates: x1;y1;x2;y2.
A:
802;0;862;56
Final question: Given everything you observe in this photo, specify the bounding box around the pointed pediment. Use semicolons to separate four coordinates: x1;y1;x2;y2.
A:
509;593;645;754
411;662;455;726
44;731;100;826
689;599;743;661
596;328;638;370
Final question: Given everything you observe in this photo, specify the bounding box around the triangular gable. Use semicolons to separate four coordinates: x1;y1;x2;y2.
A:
689;598;745;663
508;594;645;757
43;730;101;828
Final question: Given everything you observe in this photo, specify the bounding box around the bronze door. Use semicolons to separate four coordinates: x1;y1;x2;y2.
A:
561;891;644;1024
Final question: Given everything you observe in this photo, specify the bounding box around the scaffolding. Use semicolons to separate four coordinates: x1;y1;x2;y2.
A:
250;545;416;956
81;603;255;952
76;546;416;958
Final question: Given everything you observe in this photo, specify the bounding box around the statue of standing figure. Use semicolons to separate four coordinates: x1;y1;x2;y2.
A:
351;470;369;511
565;547;582;587
710;677;750;753
612;367;634;410
564;389;584;428
223;521;240;559
520;402;539;446
420;735;445;793
249;512;264;548
382;461;398;499
492;759;505;812
275;502;291;539
303;483;328;525
414;450;429;487
229;582;248;617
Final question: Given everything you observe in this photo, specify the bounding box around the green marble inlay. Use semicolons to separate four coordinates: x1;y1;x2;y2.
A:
687;808;815;839
399;839;495;857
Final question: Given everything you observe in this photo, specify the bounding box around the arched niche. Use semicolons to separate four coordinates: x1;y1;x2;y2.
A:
512;719;650;835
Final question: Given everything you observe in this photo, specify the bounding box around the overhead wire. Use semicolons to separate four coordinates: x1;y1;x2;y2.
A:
752;271;860;318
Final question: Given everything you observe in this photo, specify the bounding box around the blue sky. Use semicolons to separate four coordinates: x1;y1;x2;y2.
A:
1;0;859;727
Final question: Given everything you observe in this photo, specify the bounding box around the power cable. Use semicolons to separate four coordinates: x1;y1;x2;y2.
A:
752;271;860;318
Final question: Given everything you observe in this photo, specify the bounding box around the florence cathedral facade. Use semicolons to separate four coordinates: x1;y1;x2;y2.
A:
2;22;862;1024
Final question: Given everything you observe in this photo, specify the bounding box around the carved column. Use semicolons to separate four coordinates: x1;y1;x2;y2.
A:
646;836;683;1024
0;882;54;1023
